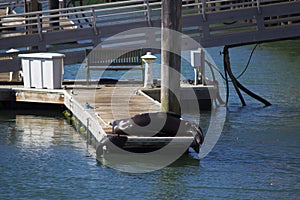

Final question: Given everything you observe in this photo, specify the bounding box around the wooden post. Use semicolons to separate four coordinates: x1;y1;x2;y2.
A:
48;0;60;28
161;0;182;115
59;0;66;9
24;0;39;12
25;0;40;50
24;0;28;13
49;0;60;9
29;0;39;12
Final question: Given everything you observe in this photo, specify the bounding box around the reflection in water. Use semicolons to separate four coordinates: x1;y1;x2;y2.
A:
0;111;99;199
2;113;86;151
15;116;62;148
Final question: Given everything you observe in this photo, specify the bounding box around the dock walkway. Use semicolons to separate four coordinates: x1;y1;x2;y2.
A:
0;83;202;160
72;85;160;134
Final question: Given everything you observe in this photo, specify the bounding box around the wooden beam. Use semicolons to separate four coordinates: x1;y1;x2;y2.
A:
15;90;64;104
161;0;182;115
48;0;60;28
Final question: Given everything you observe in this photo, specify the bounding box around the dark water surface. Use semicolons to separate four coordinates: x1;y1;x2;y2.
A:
1;40;299;199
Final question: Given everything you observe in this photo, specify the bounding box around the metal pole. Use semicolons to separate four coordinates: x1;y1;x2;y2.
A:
161;0;182;115
257;0;261;14
201;0;206;21
200;48;206;85
144;0;152;26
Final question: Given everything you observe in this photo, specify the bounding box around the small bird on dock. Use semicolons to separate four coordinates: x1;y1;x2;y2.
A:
70;90;78;95
84;102;95;109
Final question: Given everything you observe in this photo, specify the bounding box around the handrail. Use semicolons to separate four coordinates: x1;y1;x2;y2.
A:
0;0;299;48
144;0;152;26
257;0;261;13
0;0;294;25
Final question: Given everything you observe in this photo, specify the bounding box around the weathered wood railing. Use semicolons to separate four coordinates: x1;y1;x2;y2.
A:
0;0;299;71
1;0;299;38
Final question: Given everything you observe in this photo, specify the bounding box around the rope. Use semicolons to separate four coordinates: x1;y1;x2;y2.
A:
205;60;227;80
94;113;111;127
223;45;271;107
204;43;259;82
236;43;259;79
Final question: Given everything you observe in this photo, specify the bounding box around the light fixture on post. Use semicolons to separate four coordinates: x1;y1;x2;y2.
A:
141;52;157;88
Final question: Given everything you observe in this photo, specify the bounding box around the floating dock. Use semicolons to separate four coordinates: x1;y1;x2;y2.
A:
0;78;214;161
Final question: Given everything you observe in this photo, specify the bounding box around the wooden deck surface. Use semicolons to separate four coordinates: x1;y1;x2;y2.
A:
72;86;160;134
0;72;9;81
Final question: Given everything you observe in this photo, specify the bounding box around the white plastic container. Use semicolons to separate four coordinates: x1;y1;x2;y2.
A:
18;53;65;89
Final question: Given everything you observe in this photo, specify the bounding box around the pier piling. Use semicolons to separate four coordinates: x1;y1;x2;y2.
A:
161;0;182;115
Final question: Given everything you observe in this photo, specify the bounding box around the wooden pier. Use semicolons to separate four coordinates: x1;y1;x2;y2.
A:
0;81;210;158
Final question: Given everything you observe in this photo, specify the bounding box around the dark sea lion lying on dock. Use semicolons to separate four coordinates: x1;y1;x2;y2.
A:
111;112;204;153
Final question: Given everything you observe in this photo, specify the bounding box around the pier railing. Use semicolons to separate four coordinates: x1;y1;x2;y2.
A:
1;0;299;36
1;0;299;39
0;0;299;70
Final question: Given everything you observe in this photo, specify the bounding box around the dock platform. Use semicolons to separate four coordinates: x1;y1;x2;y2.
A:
0;81;213;162
73;85;160;132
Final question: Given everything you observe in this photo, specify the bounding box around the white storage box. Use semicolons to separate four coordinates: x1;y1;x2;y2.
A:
18;53;65;89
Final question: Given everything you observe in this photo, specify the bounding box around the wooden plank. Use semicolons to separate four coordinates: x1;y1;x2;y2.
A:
73;86;161;125
42;28;95;45
0;57;21;73
14;89;64;104
0;73;10;81
66;85;167;150
200;24;300;48
0;34;41;49
47;42;93;52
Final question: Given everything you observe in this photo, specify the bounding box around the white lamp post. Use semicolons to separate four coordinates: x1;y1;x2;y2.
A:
141;52;157;88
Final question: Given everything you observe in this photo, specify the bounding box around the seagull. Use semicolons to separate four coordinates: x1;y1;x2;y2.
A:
70;90;77;95
84;102;95;109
